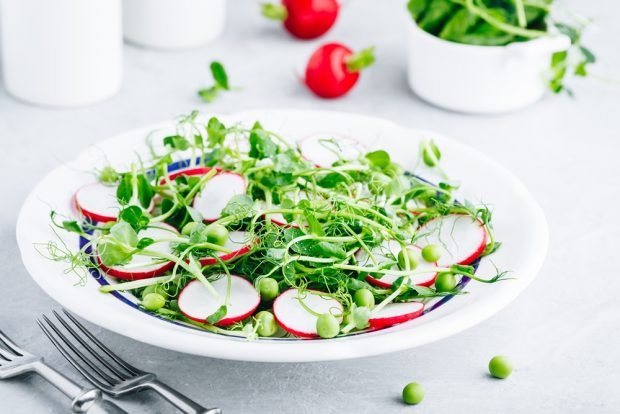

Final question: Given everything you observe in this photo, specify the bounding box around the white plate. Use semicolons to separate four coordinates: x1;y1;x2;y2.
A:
16;110;548;362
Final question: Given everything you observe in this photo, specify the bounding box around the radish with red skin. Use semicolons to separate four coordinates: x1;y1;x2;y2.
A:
192;171;246;222
165;166;216;182
74;182;135;223
297;135;366;167
96;223;179;280
417;214;488;266
357;240;438;288
369;302;424;330
262;0;339;40
197;230;252;266
178;276;260;326
273;289;343;338
304;43;375;98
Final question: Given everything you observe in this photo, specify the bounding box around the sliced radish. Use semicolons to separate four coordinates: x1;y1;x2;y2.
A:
192;171;246;222
417;214;488;266
260;192;309;228
178;276;260;326
298;135;366;167
198;230;252;266
97;223;178;280
273;289;343;338
74;183;122;223
357;240;437;288
166;166;215;182
369;302;424;330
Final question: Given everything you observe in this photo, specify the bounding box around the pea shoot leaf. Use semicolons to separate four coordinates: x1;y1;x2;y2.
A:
249;122;278;160
163;135;190;151
210;62;229;90
206;304;227;324
119;205;150;232
221;194;255;218
207;117;227;147
365;150;391;169
116;174;133;205
136;237;155;250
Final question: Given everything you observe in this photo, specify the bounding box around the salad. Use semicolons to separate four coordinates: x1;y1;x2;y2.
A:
47;111;505;340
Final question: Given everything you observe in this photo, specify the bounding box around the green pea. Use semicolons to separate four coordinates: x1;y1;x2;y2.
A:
402;382;424;405
422;141;441;167
434;272;456;292
398;247;419;271
256;311;278;337
258;278;279;301
205;223;229;246
142;293;166;311
353;307;370;329
353;288;375;307
316;313;340;339
168;299;179;312
488;356;513;379
142;284;167;299
181;221;199;236
421;244;442;263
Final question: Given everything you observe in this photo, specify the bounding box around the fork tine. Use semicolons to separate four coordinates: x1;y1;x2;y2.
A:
39;316;118;387
37;319;110;390
61;310;140;375
0;346;15;362
0;330;23;356
52;311;133;380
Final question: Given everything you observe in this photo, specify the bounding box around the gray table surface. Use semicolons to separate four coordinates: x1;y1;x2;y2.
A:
1;1;619;413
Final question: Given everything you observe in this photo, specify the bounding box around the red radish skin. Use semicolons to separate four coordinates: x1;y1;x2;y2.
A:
166;167;217;182
178;276;260;326
273;288;343;338
304;43;374;99
74;183;122;223
418;214;488;266
96;223;179;281
192;171;247;222
357;241;438;288
369;302;424;330
264;0;339;40
198;231;253;266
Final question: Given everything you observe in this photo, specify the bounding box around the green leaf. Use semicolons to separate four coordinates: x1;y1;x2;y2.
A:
439;7;478;42
206;304;227;324
365;150;391;169
206;117;227;147
116;174;133;205
418;0;454;34
110;221;138;248
555;22;580;44
119;205;150;231
407;0;429;21
249;122;278;160
317;172;347;189
97;241;133;267
221;194;255;218
136;237;155;250
210;61;229;90
61;220;83;234
136;174;154;209
99;166;119;184
198;86;219;103
163;135;190;151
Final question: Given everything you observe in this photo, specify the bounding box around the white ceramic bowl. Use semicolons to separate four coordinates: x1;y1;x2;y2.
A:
16;110;548;362
123;0;226;50
407;20;571;114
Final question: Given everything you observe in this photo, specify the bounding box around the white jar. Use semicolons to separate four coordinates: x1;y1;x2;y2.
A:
407;19;571;114
0;0;123;107
123;0;226;50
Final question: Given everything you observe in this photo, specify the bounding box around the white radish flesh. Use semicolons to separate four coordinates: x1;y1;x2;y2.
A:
75;183;122;223
273;289;343;338
358;240;437;287
417;214;488;266
178;276;260;326
192;172;246;221
198;231;252;266
369;302;424;329
298;135;366;167
97;223;178;280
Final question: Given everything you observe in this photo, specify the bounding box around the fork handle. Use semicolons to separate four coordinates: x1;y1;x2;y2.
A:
34;362;127;414
147;379;221;414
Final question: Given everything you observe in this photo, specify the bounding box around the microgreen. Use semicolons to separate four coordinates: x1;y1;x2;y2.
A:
198;61;232;103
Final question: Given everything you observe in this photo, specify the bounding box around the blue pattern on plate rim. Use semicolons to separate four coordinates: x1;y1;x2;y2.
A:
80;157;476;341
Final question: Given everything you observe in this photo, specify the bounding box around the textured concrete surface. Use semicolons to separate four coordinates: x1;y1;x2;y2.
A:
1;1;619;413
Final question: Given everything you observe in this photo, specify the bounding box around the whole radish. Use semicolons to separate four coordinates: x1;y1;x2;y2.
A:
304;43;375;98
262;0;339;39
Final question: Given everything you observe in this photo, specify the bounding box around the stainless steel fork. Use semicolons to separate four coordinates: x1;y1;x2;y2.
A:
0;328;127;413
39;310;221;414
